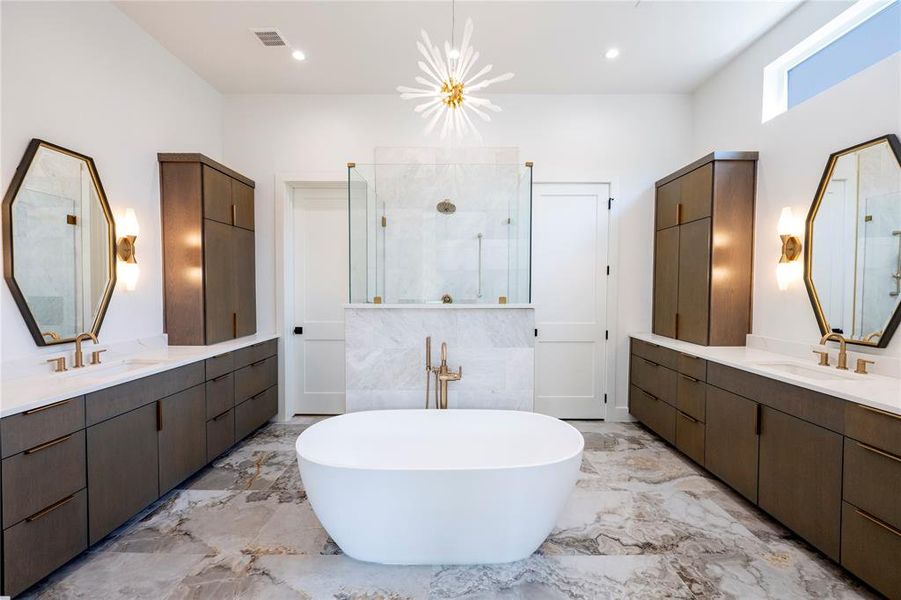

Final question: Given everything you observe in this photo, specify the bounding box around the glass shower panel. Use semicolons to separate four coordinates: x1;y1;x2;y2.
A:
347;162;532;304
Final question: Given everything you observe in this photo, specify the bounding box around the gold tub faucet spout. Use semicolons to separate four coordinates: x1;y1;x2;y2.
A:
435;342;462;409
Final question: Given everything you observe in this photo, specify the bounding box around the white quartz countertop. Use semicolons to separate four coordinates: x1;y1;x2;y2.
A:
0;333;279;418
344;303;534;309
631;333;901;416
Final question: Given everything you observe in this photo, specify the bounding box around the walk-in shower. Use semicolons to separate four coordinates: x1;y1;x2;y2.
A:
348;161;532;304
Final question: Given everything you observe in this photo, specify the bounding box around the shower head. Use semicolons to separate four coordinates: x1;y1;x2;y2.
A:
436;199;456;214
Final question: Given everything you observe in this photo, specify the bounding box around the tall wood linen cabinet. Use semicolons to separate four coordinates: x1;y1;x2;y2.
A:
159;154;257;345
653;152;757;346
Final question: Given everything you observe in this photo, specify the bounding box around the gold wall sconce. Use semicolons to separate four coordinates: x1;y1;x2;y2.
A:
116;208;140;291
776;207;803;291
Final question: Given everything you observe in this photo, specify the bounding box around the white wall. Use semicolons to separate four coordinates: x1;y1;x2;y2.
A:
1;1;223;362
223;93;693;419
692;1;901;357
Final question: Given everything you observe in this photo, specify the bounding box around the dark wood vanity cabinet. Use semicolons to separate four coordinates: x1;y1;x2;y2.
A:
159;154;257;345
629;336;901;597
0;340;279;597
652;153;757;346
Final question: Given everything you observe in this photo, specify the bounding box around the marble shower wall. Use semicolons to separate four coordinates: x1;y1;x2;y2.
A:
345;307;534;412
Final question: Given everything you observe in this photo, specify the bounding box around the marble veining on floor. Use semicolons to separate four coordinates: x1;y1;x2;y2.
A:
23;418;875;599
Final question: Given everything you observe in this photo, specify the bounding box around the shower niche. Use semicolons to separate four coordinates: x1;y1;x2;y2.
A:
348;159;532;305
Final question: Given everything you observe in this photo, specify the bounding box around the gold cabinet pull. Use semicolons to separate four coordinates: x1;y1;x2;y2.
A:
231;204;237;226
754;403;762;435
675;202;682;224
24;434;72;455
855;508;901;538
232;313;238;338
678;411;699;424
211;373;231;383
26;494;76;522
858;404;901;421
679;373;698;383
23;398;70;415
251;358;268;368
856;441;901;464
212;410;230;422
156;401;163;432
674;313;680;338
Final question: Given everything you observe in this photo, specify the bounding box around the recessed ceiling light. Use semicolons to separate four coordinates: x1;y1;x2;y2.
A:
292;49;306;61
605;47;620;60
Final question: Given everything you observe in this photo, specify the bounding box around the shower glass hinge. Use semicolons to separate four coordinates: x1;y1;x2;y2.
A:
381;216;387;227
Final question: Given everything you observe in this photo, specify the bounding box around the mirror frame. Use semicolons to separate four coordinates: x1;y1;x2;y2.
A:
803;133;901;348
2;139;117;347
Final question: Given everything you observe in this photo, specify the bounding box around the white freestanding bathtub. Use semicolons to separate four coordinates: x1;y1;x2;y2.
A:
295;409;583;565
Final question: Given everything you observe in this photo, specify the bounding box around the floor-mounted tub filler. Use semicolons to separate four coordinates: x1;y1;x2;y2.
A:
296;410;583;564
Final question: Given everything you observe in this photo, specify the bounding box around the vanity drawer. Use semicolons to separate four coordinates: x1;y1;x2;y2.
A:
630;356;677;406
676;375;706;422
843;438;901;530
677;353;706;381
1;396;85;459
675;410;705;465
235;386;278;442
629;385;675;444
707;363;845;434
86;362;205;426
841;502;901;600
207;409;235;461
844;403;901;458
630;339;678;370
2;488;87;598
233;339;278;370
2;430;86;529
205;352;234;381
234;355;278;403
206;372;235;419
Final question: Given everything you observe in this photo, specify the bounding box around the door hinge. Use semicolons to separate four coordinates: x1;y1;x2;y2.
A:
606;265;610;276
604;393;608;404
605;330;609;340
381;215;387;227
534;328;538;337
608;197;614;210
294;326;303;335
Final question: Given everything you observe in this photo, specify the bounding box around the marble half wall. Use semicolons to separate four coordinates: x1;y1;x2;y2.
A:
345;306;534;412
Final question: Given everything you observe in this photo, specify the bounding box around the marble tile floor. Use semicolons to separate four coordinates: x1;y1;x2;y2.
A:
24;417;877;599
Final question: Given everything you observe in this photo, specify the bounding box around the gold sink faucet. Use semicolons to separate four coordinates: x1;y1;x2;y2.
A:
73;332;98;368
819;332;848;370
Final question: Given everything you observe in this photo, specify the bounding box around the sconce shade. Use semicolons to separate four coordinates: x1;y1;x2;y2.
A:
120;208;139;237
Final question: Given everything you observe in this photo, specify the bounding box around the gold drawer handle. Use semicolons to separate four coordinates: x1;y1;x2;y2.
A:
24;434;72;455
855;508;901;538
23;398;71;416
857;441;901;464
641;357;658;368
212;410;230;422
642;390;659;402
251;358;268;367
26;494;76;522
858;404;901;421
211;373;231;383
680;373;699;383
681;353;701;361
678;411;699;424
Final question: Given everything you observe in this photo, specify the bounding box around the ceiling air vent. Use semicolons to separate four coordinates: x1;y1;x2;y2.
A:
251;28;287;47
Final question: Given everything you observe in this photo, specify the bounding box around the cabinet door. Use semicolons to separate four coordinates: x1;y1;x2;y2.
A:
86;404;159;544
678;163;713;224
202;166;232;225
758;406;842;560
204;219;236;343
705;386;758;502
233;226;257;338
677;218;711;345
158;384;207;495
232;180;254;230
656;179;680;230
653;227;679;337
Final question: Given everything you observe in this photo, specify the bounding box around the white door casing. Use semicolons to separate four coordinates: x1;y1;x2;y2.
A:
532;183;610;419
292;184;347;415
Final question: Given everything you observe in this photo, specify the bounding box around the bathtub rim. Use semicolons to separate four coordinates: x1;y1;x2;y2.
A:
295;409;585;473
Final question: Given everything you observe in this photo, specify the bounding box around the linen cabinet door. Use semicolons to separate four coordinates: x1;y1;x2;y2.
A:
656;179;680;230
158;385;207;495
232;179;254;230
204;219;236;343
676;218;710;345
758;406;842;560
677;163;712;224
202;166;233;225
705;386;758;502
86;404;159;544
653;227;679;337
233;226;257;338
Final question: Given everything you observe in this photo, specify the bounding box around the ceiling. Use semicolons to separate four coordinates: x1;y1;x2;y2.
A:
117;1;802;95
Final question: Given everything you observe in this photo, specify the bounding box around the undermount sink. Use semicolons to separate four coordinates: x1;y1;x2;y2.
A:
56;358;169;379
753;361;856;381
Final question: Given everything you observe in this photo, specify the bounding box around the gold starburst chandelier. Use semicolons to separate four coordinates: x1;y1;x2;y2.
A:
397;5;514;141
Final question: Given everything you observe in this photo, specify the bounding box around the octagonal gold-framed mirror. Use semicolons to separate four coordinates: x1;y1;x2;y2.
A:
804;134;901;348
2;139;117;346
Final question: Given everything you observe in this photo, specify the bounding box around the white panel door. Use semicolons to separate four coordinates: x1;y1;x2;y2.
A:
292;185;347;414
533;183;609;419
